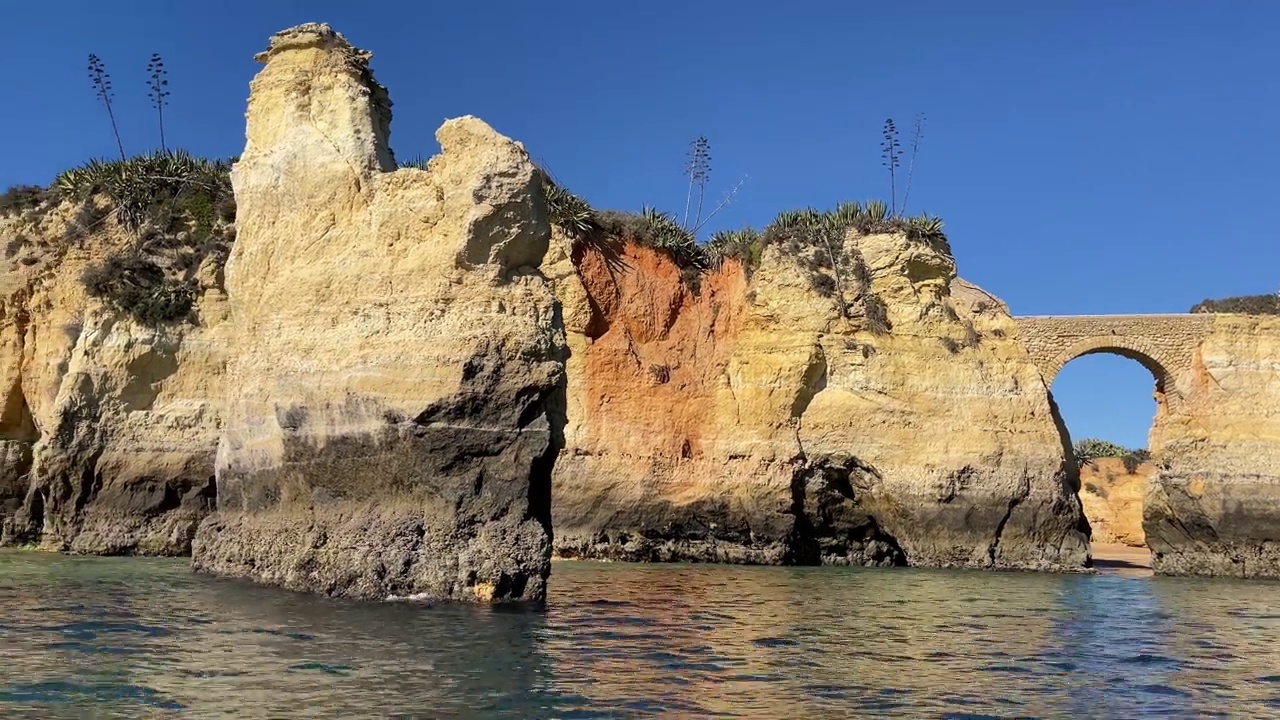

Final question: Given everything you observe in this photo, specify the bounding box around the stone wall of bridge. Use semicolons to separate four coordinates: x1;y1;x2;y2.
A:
1014;314;1215;396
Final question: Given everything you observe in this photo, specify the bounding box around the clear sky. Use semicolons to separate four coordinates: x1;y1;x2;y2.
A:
3;1;1276;450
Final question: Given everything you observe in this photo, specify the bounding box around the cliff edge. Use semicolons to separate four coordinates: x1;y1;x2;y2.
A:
188;24;564;603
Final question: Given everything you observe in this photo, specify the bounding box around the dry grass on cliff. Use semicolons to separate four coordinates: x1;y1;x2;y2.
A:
0;185;51;218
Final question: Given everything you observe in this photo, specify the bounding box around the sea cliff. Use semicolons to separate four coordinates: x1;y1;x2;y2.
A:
1147;314;1280;578
187;24;563;602
0;172;230;556
543;221;1090;570
2;21;1279;587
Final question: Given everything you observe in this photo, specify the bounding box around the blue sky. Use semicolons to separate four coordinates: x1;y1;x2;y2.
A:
3;1;1277;450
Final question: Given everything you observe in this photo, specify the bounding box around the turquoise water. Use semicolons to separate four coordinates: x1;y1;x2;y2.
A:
1;551;1279;718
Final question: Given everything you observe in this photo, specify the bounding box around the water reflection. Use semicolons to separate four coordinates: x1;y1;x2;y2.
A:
2;551;1280;717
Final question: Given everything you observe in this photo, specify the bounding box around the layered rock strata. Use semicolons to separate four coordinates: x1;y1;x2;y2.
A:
543;227;1091;570
1146;314;1280;578
0;203;227;555
189;24;563;603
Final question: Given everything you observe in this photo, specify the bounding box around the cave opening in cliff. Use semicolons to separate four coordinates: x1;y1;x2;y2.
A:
1049;352;1162;571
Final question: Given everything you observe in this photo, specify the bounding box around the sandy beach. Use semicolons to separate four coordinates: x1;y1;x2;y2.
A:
1092;543;1153;577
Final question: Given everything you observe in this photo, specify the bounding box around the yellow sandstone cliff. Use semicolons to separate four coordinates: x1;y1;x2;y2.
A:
0;193;228;554
188;24;563;602
1078;458;1150;547
1147;314;1280;577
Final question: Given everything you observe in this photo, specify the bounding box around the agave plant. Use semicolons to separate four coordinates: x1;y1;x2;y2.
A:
704;227;763;268
864;199;888;223
770;207;825;231
903;213;946;249
641;207;691;249
539;174;597;236
397;154;430;171
51;151;233;231
828;201;867;228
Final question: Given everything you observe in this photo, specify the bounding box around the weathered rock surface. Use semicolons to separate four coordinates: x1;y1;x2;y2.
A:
0;202;226;555
544;227;1090;571
1079;458;1149;547
189;24;563;603
1146;314;1280;577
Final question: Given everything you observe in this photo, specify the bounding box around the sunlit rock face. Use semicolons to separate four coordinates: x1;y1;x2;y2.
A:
0;191;228;556
544;225;1090;572
1079;458;1150;548
190;23;564;603
1147;314;1280;578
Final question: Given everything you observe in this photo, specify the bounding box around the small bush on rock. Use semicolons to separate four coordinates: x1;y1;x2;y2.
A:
1073;438;1151;472
0;185;50;216
1121;449;1151;474
81;253;196;326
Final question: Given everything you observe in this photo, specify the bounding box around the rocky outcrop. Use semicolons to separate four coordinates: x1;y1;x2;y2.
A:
189;24;563;603
1146;314;1280;578
544;226;1090;571
0;201;227;555
1079;458;1149;547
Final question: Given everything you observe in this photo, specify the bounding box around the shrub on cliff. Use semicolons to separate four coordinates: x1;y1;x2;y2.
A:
0;185;50;217
1072;438;1150;473
538;171;948;293
53;151;234;235
1073;438;1130;463
1121;449;1151;474
81;253;196;326
1190;294;1280;315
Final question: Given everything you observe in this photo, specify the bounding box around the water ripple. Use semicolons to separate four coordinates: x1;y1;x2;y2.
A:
3;552;1280;717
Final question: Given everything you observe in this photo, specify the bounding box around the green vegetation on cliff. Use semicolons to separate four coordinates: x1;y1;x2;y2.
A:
0;185;49;216
1072;438;1151;474
1190;294;1280;315
540;121;946;296
2;151;235;327
0;50;236;328
541;174;948;276
68;152;235;325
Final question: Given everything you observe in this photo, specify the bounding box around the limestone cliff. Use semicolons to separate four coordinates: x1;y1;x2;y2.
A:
1079;458;1149;547
189;24;563;603
544;223;1090;571
1147;314;1280;578
0;194;228;555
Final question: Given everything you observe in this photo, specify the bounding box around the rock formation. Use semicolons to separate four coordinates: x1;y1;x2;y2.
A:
9;20;1280;586
1146;314;1280;578
1078;458;1149;547
543;224;1091;570
0;197;228;555
188;24;563;603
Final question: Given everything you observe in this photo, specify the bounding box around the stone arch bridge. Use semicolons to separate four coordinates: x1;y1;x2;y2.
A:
1014;314;1215;401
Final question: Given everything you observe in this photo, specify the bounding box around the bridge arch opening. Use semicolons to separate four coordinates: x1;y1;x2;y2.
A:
1049;348;1162;573
1042;337;1174;403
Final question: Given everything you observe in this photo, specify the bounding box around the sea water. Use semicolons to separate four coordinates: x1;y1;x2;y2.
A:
1;551;1278;718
